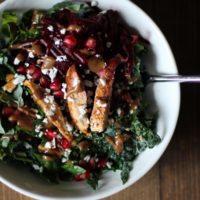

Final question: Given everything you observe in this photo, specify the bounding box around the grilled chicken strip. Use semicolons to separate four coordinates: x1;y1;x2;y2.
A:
66;65;89;134
23;80;72;142
90;56;122;132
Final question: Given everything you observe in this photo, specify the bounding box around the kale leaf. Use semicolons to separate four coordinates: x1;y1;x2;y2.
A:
48;0;94;16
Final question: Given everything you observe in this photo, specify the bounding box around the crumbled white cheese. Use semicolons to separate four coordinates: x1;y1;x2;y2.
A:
45;88;51;94
54;39;62;46
13;74;25;85
38;131;44;138
47;25;54;32
24;62;29;67
44;141;51;149
84;80;93;87
28;52;34;58
91;0;98;7
42;67;58;82
24;142;32;149
95;54;101;58
99;78;106;86
32;164;43;173
46;109;55;117
56;55;67;62
84;155;91;162
51;138;56;149
61;83;67;99
106;162;112;168
44;95;54;104
42;118;48;124
36;114;42;119
61;158;68;163
41;68;48;75
63;149;71;159
35;124;42;133
72;78;80;87
13;57;20;65
26;73;32;80
60;28;66;35
117;108;122;116
106;42;112;48
66;122;73;132
96;99;107;108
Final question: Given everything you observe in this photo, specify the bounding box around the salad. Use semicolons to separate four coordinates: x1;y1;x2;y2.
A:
0;1;160;189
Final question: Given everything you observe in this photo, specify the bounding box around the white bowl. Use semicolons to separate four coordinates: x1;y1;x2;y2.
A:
0;0;180;199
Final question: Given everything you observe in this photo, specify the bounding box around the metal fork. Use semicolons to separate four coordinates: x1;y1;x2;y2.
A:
145;74;200;83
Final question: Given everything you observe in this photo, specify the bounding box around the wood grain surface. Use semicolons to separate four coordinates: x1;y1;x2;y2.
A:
1;0;200;199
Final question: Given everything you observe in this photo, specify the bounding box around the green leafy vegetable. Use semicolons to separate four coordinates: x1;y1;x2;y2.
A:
62;162;86;175
0;137;10;148
48;0;93;16
0;120;6;134
12;85;24;107
1;11;18;44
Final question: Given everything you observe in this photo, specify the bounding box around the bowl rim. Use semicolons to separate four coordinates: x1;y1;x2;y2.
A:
0;0;180;199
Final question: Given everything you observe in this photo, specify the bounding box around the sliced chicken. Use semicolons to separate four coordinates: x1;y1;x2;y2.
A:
23;80;72;142
90;56;121;132
3;74;16;93
66;65;89;135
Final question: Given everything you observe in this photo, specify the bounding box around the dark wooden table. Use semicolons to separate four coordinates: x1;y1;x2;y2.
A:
1;0;200;199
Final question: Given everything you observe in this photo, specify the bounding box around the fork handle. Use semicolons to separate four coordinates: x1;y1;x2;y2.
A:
149;75;200;83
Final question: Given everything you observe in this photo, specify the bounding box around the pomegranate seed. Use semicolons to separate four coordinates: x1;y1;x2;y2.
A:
61;138;71;149
53;90;64;98
79;160;88;168
40;76;50;88
2;106;14;117
64;35;77;48
50;80;61;91
89;157;96;169
85;37;96;49
131;34;140;44
32;69;42;81
27;65;37;75
98;158;107;168
74;171;90;181
45;129;57;141
17;66;26;74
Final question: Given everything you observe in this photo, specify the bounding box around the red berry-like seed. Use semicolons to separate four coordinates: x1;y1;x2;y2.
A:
98;158;107;168
45;129;57;141
40;76;50;88
89;158;96;169
79;160;88;168
2;106;14;117
131;34;140;44
27;65;37;75
32;69;42;80
17;66;26;74
64;35;77;48
85;37;96;49
61;138;71;149
53;90;64;98
74;171;90;181
50;80;61;91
